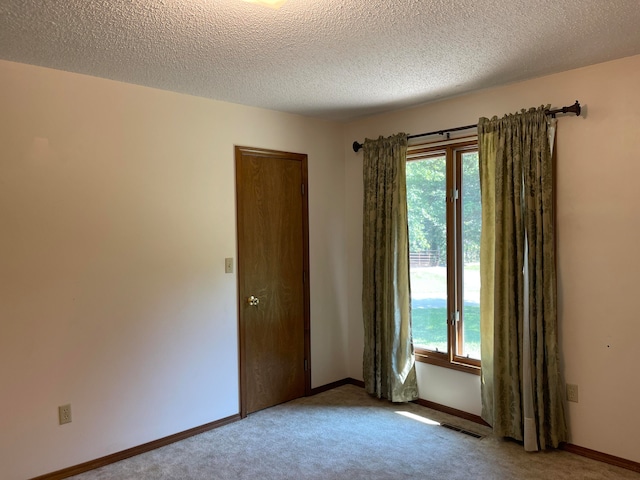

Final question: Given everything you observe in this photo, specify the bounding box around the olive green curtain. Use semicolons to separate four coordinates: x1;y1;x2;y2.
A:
362;133;418;402
479;107;566;450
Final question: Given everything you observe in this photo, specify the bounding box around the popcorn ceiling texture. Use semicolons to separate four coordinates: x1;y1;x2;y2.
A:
1;0;640;121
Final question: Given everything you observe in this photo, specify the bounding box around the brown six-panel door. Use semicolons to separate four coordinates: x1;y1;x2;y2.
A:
235;146;310;416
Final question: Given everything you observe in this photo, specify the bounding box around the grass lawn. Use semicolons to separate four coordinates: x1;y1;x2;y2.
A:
411;304;480;358
410;264;481;358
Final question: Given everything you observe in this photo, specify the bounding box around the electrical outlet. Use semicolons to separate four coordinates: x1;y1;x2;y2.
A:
225;257;234;274
59;404;72;424
566;384;579;403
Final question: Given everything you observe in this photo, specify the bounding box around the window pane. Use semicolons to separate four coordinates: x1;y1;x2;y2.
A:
461;151;481;359
406;156;447;353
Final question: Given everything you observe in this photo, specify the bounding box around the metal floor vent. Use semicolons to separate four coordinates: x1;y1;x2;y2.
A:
440;423;484;439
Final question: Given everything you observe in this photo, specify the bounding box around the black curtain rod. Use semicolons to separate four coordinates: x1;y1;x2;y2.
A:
352;100;581;153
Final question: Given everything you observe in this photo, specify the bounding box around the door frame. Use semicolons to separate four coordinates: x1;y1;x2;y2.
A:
234;146;311;418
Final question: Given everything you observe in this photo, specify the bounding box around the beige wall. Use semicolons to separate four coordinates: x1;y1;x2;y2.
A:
344;54;640;463
0;60;348;480
3;51;640;478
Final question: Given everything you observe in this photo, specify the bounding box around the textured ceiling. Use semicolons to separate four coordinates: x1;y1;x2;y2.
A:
1;0;640;122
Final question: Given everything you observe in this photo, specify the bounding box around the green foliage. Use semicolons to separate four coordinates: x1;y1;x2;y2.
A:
406;152;481;264
406;157;447;259
461;152;482;263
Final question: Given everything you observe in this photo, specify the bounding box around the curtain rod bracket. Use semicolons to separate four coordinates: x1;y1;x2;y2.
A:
546;100;581;117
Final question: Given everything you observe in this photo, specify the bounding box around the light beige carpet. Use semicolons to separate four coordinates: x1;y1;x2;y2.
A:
69;385;638;479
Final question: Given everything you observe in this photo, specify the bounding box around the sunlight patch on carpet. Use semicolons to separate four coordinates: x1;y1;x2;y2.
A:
395;411;440;426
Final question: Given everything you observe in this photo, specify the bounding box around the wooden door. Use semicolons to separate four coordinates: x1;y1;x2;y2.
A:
235;146;310;416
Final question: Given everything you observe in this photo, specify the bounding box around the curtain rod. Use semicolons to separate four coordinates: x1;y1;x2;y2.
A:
352;101;581;153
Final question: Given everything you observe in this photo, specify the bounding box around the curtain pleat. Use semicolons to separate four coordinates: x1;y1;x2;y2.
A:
479;108;566;449
479;125;497;426
362;133;418;402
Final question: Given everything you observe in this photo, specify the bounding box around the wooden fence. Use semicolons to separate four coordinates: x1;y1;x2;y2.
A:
409;251;442;267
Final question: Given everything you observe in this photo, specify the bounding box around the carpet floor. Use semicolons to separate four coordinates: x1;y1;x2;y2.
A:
69;385;639;479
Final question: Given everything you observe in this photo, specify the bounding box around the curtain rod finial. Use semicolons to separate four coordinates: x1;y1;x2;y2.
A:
562;100;581;116
353;141;363;153
573;100;581;117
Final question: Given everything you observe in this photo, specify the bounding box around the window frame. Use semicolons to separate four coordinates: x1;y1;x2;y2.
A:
407;138;481;375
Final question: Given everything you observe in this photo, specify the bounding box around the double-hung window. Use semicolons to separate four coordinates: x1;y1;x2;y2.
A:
406;139;481;373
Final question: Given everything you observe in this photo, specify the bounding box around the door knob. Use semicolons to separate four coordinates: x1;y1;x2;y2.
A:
247;295;260;306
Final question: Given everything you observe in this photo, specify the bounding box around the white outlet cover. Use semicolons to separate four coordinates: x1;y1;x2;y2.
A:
59;404;72;424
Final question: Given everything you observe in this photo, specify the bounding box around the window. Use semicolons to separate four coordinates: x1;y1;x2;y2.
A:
406;139;481;373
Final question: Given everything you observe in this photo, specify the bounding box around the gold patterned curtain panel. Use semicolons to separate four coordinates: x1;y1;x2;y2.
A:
362;133;418;402
479;107;566;450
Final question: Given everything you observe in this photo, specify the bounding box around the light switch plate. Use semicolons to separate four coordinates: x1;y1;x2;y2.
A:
225;258;233;274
